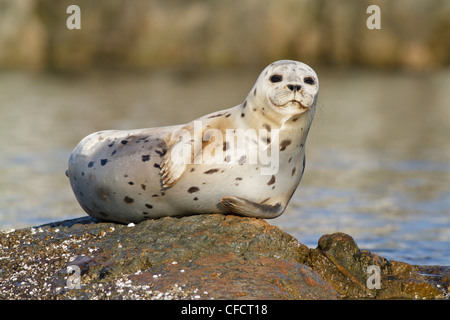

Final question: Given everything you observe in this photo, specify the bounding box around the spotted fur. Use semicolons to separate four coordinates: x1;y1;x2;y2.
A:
67;60;319;223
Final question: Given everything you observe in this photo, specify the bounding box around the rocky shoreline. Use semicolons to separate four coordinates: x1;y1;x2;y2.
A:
0;214;448;300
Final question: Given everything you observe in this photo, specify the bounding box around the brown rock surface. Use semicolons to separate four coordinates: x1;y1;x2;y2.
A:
0;214;448;300
308;233;447;299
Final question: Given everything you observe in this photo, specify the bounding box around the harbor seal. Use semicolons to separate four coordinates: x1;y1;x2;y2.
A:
67;60;319;223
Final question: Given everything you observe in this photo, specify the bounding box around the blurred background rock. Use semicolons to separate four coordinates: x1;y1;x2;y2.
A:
0;0;448;72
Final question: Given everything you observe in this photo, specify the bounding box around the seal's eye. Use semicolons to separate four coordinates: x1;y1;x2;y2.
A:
270;75;283;83
304;77;315;85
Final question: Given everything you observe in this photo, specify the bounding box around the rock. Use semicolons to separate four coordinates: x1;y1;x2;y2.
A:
0;215;336;299
0;215;448;300
308;232;447;299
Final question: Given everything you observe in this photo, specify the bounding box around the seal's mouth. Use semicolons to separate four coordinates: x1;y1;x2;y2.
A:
279;100;309;110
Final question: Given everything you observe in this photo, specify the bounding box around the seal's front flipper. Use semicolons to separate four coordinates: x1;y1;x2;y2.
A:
160;123;197;188
160;121;220;188
160;147;186;188
221;196;284;219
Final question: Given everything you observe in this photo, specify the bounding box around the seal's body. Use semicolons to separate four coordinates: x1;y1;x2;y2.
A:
67;60;319;223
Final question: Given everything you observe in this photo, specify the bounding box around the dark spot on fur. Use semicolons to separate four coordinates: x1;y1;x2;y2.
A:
128;181;134;185
136;136;149;143
121;140;128;145
253;88;257;96
235;177;243;181
194;197;198;201
302;156;306;174
124;196;134;204
238;155;246;165
223;141;230;151
141;184;146;190
155;149;167;157
101;159;108;166
81;172;85;176
108;142;115;148
124;174;128;178
288;157;292;163
142;155;150;162
267;175;276;185
262;123;271;132
97;188;110;201
188;187;199;193
204;168;219;174
142;212;148;215
152;194;158;197
291;167;296;177
292;117;298;122
111;150;117;156
190;168;195;172
207;112;225;119
145;203;153;209
161;192;165;196
261;136;271;144
154;163;161;169
241;112;245;117
88;161;94;168
224;155;231;163
280;139;292;151
225;113;231;118
243;101;247;108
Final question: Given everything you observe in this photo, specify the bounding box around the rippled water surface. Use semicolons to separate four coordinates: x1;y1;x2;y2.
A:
0;68;449;265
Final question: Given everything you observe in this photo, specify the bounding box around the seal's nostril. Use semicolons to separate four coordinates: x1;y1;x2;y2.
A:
287;84;301;92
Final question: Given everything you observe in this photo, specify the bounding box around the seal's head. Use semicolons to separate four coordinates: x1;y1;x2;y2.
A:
249;60;319;118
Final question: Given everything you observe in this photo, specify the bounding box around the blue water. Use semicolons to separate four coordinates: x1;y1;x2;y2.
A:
273;146;450;265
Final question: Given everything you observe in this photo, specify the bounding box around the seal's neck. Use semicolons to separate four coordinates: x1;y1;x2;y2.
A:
239;93;315;145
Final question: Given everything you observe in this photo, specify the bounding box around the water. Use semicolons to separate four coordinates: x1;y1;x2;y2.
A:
0;68;449;265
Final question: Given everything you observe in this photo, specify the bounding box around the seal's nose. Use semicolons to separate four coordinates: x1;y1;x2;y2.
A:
287;84;301;92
